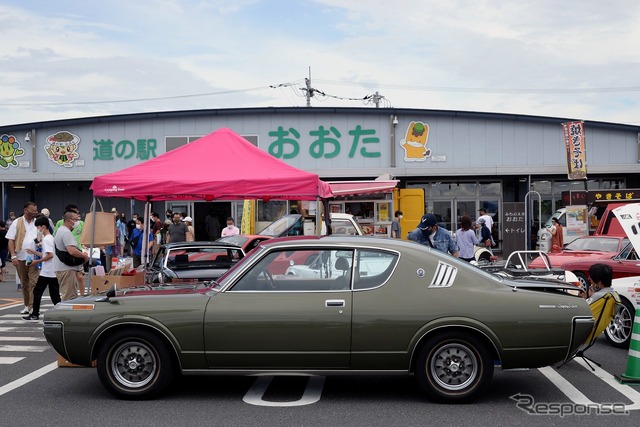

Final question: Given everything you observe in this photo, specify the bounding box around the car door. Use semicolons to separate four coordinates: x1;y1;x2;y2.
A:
610;242;640;278
202;248;353;369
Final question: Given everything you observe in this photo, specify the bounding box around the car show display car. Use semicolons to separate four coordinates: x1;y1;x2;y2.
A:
528;235;631;290
146;242;245;283
605;276;640;348
44;236;593;403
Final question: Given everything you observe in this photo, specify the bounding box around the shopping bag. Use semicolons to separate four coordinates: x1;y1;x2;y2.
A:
80;199;116;246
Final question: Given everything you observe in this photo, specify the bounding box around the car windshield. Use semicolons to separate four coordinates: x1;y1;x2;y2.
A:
258;214;302;237
563;237;621;252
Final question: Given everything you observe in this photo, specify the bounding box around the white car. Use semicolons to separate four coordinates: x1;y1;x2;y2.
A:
605;276;639;348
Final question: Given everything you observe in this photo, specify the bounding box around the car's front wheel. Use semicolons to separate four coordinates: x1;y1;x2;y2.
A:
416;332;493;403
605;298;635;348
97;329;174;400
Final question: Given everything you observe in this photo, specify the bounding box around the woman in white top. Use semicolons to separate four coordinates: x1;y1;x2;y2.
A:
455;215;479;262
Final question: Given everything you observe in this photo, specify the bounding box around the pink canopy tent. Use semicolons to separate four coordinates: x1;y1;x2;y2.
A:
90;127;333;201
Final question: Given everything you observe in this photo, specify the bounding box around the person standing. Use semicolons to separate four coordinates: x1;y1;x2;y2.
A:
54;210;89;301
167;212;188;243
23;216;61;320
6;202;40;314
40;208;55;232
0;221;8;281
221;217;240;237
117;212;127;256
126;213;139;255
184;216;195;242
478;207;495;246
476;218;493;254
130;217;154;268
6;211;16;228
456;215;479;262
205;208;220;240
549;217;564;252
391;210;403;239
408;214;459;257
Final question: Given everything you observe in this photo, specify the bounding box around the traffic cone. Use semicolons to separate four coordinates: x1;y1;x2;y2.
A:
615;307;640;384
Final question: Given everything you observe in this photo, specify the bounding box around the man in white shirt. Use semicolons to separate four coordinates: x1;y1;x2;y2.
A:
221;217;240;237
6;202;39;314
478;207;495;246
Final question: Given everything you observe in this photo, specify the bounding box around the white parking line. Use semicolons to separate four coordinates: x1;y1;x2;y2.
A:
0;362;57;396
539;361;640;411
243;375;325;407
0;327;41;332
0;345;50;352
0;336;46;341
0;357;25;364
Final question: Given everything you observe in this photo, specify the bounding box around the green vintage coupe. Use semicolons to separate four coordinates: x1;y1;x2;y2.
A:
43;236;594;402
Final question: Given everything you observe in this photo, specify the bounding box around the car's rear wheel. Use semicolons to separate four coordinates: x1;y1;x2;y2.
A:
416;332;493;403
605;298;635;348
97;329;174;400
574;272;589;295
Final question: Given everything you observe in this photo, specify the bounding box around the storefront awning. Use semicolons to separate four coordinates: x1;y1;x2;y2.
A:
328;180;399;197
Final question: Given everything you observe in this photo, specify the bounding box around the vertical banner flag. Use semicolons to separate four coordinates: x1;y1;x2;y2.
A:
562;121;587;180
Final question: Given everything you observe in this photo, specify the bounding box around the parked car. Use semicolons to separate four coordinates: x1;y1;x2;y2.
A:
43;236;593;403
257;213;363;237
604;276;640;348
147;242;245;283
528;235;630;290
215;234;272;253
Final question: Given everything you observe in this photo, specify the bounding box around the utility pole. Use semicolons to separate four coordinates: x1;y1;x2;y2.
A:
304;67;313;107
372;91;383;108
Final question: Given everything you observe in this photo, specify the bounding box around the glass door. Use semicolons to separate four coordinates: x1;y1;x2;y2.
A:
454;200;477;231
432;201;453;231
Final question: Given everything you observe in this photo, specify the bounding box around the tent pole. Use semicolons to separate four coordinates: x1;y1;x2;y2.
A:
141;198;151;267
88;197;97;273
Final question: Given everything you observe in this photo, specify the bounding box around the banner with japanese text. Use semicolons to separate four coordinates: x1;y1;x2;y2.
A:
562;121;587;180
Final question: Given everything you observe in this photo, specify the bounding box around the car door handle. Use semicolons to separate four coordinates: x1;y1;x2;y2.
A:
325;300;345;307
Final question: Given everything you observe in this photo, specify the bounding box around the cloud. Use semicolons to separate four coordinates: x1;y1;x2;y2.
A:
1;0;639;126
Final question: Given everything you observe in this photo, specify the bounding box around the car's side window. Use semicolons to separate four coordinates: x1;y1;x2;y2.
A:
353;249;398;290
230;248;354;291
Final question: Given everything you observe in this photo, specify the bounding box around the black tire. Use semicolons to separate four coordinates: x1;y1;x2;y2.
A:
97;328;174;400
605;298;635;348
574;272;589;295
416;332;493;403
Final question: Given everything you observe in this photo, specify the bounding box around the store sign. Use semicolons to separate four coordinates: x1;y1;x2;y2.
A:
93;138;158;161
0;134;26;169
587;189;640;204
267;125;380;159
562;121;587;180
44;131;80;168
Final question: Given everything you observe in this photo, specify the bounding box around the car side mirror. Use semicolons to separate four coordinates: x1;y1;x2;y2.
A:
96;284;117;302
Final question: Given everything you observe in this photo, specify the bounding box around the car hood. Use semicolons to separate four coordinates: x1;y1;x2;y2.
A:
529;251;610;267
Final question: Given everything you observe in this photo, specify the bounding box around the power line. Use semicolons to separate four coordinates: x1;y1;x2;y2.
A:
2;86;274;107
314;79;640;94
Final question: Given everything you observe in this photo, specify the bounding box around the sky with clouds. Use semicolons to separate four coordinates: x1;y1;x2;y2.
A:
1;0;640;127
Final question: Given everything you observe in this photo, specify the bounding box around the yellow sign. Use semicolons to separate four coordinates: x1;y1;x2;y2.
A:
562;121;587;180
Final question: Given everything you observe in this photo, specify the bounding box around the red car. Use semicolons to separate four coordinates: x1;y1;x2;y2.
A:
529;235;633;290
216;234;272;253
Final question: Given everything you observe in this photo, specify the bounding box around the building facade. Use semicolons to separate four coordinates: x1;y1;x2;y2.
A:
1;107;638;250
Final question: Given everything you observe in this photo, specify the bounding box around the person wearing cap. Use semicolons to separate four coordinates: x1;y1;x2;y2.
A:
408;213;458;257
478;207;495;246
476;218;492;251
183;216;195;242
40;208;55;232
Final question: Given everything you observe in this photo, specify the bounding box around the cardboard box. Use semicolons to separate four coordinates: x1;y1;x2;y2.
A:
57;353;96;368
90;273;144;294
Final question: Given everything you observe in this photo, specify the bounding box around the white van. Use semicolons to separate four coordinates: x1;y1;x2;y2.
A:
258;213;363;237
